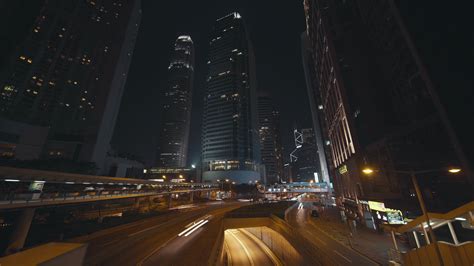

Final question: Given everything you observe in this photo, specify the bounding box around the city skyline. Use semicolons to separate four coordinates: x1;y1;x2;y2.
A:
0;1;472;170
0;0;473;264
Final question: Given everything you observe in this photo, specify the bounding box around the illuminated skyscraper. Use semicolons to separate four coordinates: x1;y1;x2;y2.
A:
257;95;283;185
304;0;472;221
201;12;261;184
157;35;195;168
0;0;142;173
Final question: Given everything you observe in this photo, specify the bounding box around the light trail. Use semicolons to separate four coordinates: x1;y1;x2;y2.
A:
177;219;205;236
183;220;209;236
226;230;255;266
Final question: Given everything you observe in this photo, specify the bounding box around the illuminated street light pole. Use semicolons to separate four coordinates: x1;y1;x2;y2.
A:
362;167;461;265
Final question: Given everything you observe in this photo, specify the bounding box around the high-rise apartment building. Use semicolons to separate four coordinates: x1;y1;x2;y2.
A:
157;35;194;168
257;95;284;185
201;12;261;184
303;0;472;223
0;0;142;173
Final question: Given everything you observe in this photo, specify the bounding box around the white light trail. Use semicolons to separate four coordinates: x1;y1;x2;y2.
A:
4;179;20;182
178;219;205;236
184;220;209;237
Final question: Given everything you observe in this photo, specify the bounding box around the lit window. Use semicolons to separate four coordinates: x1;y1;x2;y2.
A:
3;85;14;92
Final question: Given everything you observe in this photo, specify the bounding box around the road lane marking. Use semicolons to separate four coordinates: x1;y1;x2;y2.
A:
128;223;162;237
334;250;352;263
98;239;120;247
305;230;327;246
136;235;178;266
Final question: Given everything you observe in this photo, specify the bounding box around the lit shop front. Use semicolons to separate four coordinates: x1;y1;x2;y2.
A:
359;200;405;230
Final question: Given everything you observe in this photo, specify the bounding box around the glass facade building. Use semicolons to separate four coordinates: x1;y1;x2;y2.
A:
257;95;283;185
157;36;194;168
201;12;261;184
0;0;142;173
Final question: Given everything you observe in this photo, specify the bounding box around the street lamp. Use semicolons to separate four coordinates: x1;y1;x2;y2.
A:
448;168;461;173
362;168;374;174
362;166;461;264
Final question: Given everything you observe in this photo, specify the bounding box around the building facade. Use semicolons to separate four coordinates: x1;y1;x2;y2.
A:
0;0;141;173
303;0;472;224
201;12;261;184
301;32;331;186
289;128;321;183
157;36;195;168
257;95;284;185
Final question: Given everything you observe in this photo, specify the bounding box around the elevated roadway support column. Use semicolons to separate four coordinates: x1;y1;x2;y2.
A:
190;191;194;203
134;197;140;209
5;208;36;255
168;194;173;209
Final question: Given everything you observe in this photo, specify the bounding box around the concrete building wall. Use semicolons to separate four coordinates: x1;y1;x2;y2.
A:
0;118;49;160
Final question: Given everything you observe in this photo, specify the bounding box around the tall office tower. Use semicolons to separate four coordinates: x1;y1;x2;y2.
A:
301;32;331;186
157;36;195;168
257;95;284;185
290;128;320;183
0;0;142;173
304;0;471;224
201;12;261;184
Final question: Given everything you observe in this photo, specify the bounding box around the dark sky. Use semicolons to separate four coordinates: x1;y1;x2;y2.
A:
2;1;472;168
112;0;310;166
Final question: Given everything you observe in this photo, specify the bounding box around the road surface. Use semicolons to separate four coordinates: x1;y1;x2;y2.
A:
224;229;279;266
287;202;379;265
72;201;241;265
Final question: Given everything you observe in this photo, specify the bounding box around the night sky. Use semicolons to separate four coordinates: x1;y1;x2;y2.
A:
1;0;472;168
112;0;310;166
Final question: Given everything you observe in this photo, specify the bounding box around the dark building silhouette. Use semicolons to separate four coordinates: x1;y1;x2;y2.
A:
301;32;331;186
201;12;261;184
0;0;142;173
257;95;284;185
157;35;194;168
303;0;472;223
289;128;320;183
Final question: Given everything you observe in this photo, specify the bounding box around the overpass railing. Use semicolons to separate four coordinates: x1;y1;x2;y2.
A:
0;188;216;207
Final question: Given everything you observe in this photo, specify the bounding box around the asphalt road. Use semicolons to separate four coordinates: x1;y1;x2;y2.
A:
224;229;277;266
72;201;242;266
287;202;379;266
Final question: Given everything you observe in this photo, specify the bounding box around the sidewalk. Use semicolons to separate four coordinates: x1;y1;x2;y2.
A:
310;207;409;265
